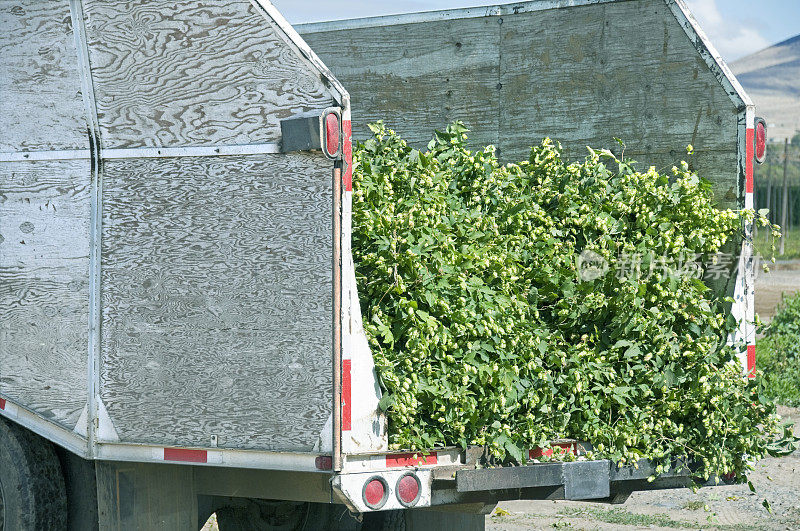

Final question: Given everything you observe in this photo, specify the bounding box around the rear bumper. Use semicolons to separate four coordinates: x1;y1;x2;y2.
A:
332;456;733;512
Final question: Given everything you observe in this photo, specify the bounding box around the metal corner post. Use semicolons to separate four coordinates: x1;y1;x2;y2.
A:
69;0;103;457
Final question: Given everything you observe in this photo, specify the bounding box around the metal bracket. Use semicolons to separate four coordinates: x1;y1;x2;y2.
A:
563;460;610;500
455;459;612;501
280;108;342;157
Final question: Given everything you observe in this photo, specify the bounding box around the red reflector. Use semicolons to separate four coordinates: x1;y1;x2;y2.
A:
529;442;575;459
755;120;767;163
325;113;340;158
747;344;756;379
163;448;207;463
315;455;332;470
386;452;437;467
396;473;421;507
362;477;388;510
0;398;5;410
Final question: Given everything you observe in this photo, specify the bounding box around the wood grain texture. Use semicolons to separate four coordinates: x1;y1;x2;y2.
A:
0;159;90;429
301;0;739;207
82;0;335;149
302;16;501;150
100;153;333;451
0;0;87;152
498;1;738;174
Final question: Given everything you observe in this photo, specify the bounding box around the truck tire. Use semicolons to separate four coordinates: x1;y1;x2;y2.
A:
0;417;67;530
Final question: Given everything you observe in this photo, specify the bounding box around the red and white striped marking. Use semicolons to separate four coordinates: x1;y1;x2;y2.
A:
342;359;352;431
745;114;756;378
386;452;438;467
0;396;18;417
747;344;756;379
342;109;353;192
346;448;460;472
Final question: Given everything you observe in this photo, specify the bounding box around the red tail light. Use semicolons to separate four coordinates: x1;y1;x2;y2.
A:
324;111;341;159
754;117;767;164
362;476;388;510
396;473;421;507
314;455;332;470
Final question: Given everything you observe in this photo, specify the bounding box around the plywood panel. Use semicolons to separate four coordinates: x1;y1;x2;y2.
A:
0;159;90;429
82;0;335;149
100;153;333;451
302;1;740;207
302;16;501;150
498;1;738;176
0;0;86;152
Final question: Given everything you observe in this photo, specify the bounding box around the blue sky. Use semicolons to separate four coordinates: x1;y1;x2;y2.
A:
273;0;799;63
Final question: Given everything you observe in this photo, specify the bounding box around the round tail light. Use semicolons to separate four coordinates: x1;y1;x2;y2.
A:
396;473;421;507
362;476;388;510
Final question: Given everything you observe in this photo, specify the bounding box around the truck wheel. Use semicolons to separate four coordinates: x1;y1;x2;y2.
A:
0;417;67;530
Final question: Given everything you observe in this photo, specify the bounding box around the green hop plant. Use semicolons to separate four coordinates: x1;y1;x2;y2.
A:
352;121;787;480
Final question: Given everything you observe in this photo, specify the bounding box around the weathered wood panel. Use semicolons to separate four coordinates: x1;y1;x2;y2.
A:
301;0;740;207
100;153;333;451
0;0;86;152
302;16;501;150
81;0;335;149
0;159;90;429
498;0;738;185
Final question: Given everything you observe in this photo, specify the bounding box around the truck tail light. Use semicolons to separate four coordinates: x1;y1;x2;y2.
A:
315;455;332;470
754;117;767;164
396;473;421;507
362;476;388;510
323;110;341;159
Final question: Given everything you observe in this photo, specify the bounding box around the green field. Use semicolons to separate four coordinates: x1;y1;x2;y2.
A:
755;229;800;261
758;292;800;406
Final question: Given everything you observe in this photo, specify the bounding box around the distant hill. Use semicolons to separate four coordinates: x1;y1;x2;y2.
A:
731;34;800;142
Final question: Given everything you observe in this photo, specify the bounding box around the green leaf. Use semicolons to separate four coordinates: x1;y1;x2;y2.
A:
378;393;395;412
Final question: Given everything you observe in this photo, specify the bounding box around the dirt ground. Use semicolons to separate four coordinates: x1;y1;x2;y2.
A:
487;263;800;531
486;407;800;531
754;260;800;322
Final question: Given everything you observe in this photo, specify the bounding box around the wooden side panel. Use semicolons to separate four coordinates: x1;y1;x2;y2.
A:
499;0;739;207
0;159;90;429
100;153;333;451
302;17;500;149
0;0;86;152
301;0;739;208
81;0;335;149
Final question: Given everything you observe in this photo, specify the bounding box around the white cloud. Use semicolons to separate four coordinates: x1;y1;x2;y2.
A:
684;0;770;61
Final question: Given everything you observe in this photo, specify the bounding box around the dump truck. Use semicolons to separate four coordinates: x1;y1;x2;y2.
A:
0;0;763;529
